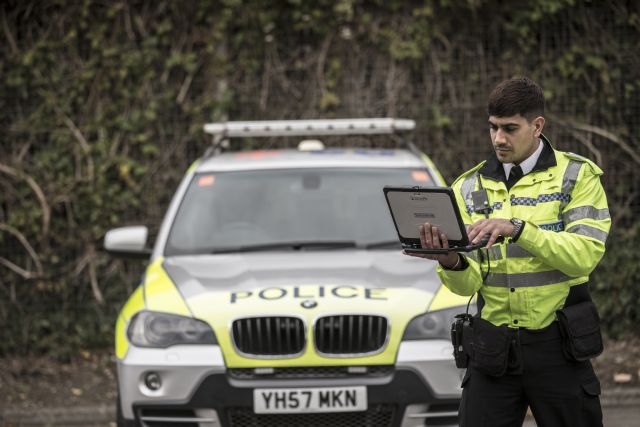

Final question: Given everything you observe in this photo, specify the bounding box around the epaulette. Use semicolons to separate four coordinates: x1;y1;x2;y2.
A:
563;152;603;176
451;161;486;187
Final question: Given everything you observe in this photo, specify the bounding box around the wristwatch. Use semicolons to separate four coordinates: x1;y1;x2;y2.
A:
510;218;525;241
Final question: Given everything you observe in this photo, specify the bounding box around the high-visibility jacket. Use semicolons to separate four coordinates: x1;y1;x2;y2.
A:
437;136;611;330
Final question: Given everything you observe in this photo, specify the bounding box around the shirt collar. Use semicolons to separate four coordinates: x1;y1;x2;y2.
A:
503;138;544;178
478;134;557;181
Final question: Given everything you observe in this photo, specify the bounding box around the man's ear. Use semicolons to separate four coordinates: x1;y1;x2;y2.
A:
532;116;545;137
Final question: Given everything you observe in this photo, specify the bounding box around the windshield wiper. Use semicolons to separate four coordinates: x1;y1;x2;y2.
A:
209;241;358;254
362;240;402;249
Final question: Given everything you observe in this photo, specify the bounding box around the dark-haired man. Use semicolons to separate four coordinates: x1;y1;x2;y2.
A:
407;77;610;426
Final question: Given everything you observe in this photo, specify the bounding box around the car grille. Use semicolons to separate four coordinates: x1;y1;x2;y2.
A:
228;365;394;380
226;404;395;427
315;315;388;355
232;316;305;356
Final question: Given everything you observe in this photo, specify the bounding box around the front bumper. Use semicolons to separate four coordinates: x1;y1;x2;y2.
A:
118;340;463;427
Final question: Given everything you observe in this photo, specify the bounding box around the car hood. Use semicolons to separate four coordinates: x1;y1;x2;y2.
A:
162;249;440;294
141;250;458;367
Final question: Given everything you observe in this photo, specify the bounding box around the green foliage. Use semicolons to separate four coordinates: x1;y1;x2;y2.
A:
1;0;639;356
592;225;640;339
429;106;453;129
1;0;230;357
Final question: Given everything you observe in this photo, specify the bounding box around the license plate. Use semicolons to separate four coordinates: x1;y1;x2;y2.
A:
253;386;367;414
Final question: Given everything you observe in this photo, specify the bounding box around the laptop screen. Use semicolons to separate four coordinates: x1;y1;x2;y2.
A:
383;186;469;247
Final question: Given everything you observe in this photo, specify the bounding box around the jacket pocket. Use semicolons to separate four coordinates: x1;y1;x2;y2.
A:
581;380;601;397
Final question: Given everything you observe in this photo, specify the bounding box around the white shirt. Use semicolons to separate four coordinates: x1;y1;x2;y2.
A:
503;138;544;178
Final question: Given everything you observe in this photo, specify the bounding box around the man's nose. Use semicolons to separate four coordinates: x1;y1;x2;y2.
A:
494;128;506;144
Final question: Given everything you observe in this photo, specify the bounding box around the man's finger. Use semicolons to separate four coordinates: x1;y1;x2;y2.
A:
432;226;442;248
486;230;503;248
424;223;434;248
441;233;450;249
471;222;491;244
419;224;428;248
466;223;479;242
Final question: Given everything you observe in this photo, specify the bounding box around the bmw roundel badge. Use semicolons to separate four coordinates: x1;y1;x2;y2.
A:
301;299;317;309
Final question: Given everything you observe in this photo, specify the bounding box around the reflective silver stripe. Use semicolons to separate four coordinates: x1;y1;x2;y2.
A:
487;246;502;261
467;247;502;263
563;206;610;224
560;160;582;210
484;270;573;288
470;244;533;262
460;172;478;207
506;244;534;258
466;251;479;262
566;224;608;243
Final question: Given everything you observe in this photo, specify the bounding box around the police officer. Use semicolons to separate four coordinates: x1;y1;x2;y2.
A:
407;77;610;426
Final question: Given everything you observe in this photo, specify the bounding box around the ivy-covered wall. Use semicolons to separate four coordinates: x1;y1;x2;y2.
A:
1;0;639;357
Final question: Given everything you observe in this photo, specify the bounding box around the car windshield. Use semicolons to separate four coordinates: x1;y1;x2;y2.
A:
165;167;434;255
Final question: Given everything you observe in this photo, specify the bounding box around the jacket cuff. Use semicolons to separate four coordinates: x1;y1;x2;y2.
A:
516;220;538;250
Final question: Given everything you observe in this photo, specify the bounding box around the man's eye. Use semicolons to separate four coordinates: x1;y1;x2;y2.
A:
504;127;517;133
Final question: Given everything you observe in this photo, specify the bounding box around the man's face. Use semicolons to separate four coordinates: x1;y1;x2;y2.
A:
489;114;544;164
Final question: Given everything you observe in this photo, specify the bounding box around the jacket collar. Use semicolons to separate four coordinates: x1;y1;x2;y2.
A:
479;134;557;182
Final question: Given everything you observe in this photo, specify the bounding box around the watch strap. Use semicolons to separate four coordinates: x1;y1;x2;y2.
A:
511;218;525;242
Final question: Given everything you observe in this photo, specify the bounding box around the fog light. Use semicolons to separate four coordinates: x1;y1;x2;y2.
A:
144;372;162;391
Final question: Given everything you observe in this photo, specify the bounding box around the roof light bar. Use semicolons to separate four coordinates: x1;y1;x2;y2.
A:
203;118;415;137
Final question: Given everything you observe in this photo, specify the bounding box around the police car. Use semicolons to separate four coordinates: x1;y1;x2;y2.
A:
105;118;470;427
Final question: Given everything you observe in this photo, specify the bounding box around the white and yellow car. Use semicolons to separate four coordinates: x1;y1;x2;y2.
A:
105;119;471;427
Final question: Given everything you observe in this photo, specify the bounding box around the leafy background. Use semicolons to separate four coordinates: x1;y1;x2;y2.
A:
1;0;639;358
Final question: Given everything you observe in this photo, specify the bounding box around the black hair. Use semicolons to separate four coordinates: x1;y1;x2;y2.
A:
487;77;545;121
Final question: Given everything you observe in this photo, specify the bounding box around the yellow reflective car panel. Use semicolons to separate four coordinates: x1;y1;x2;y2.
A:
115;285;145;359
427;284;473;312
186;159;201;174
420;153;447;186
144;258;191;316
186;285;433;368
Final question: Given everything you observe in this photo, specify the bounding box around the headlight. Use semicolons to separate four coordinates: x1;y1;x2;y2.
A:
402;304;477;341
127;311;217;348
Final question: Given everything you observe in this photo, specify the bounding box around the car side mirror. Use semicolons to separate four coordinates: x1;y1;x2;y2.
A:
103;226;152;259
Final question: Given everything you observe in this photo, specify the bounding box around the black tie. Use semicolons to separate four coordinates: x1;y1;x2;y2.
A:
506;165;523;190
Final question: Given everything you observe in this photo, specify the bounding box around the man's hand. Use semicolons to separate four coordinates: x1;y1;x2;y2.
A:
403;222;460;268
466;218;516;248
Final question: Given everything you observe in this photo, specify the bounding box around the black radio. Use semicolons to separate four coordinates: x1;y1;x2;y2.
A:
451;313;473;368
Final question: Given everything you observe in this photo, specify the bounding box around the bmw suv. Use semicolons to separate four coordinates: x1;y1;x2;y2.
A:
105;118;469;427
